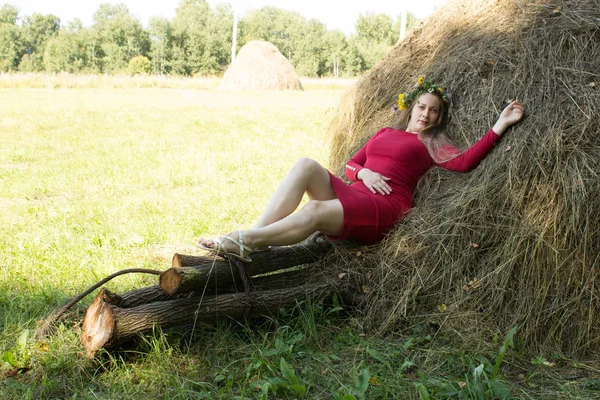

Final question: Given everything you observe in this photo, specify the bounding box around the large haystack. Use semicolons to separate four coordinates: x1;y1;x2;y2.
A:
328;0;600;355
220;40;303;91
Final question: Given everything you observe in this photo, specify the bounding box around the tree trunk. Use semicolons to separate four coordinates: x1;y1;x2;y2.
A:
81;282;335;356
163;235;335;296
171;233;334;268
117;285;174;308
102;267;321;311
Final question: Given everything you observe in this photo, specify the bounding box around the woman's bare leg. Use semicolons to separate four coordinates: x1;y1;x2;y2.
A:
246;199;343;247
252;157;337;229
198;199;343;257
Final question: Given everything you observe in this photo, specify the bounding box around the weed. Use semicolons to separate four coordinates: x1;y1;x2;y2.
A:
418;325;518;399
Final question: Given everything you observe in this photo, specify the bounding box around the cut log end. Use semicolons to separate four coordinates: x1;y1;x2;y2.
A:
172;253;183;268
81;288;116;357
159;268;183;296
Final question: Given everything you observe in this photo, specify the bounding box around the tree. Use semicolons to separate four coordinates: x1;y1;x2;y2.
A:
355;12;396;46
172;0;220;75
210;3;234;72
44;20;101;73
148;17;173;75
293;19;327;77
323;30;348;77
342;36;366;76
0;3;18;24
239;6;306;62
19;13;60;72
353;12;396;71
92;3;149;73
0;4;21;72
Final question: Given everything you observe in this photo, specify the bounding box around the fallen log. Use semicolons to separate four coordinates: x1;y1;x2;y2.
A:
81;282;336;356
162;236;336;296
88;266;322;317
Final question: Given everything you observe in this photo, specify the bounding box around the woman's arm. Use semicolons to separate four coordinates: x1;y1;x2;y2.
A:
437;129;501;172
344;128;385;181
439;99;525;172
344;128;392;195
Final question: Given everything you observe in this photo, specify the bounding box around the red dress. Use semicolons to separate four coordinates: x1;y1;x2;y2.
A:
328;127;501;244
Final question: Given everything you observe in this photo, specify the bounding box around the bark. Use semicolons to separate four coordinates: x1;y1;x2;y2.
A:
81;282;335;356
98;267;320;311
117;285;174;308
163;235;335;296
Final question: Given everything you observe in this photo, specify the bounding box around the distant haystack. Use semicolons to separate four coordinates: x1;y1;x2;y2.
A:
219;41;303;91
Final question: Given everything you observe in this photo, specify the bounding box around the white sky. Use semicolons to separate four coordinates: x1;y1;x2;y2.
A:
6;0;450;34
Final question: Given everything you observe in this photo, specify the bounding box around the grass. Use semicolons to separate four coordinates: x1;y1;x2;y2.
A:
1;74;599;399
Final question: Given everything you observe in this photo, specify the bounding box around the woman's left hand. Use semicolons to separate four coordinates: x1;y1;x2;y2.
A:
493;99;524;135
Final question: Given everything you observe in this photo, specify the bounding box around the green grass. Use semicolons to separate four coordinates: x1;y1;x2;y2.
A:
1;77;599;399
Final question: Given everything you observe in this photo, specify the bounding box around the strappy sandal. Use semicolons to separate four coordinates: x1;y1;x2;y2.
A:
197;231;253;263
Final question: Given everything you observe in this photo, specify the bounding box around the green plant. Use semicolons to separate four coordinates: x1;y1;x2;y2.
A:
332;367;371;400
258;357;307;399
1;329;31;371
128;55;152;76
419;326;518;399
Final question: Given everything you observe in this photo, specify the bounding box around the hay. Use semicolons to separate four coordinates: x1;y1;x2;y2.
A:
327;0;600;355
219;40;303;91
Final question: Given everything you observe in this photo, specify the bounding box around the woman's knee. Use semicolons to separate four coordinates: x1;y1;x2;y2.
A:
300;200;342;232
299;200;323;225
292;157;322;176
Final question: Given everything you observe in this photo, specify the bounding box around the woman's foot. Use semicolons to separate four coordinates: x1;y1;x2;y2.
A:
197;231;253;262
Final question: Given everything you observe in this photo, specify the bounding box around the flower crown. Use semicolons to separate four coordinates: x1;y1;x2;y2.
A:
395;76;450;111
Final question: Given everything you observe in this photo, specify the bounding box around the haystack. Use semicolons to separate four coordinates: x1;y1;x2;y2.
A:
219;40;303;91
328;0;600;355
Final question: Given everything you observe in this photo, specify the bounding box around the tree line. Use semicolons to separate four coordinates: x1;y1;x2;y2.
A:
0;1;418;77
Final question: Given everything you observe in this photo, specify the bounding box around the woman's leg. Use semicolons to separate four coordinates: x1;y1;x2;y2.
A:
252;157;337;229
199;199;344;257
246;198;343;247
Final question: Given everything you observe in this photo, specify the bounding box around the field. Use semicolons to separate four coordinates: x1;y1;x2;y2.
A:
1;75;598;399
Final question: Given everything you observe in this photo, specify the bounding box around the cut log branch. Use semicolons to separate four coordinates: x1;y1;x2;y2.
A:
82;282;337;356
36;268;162;340
163;235;336;296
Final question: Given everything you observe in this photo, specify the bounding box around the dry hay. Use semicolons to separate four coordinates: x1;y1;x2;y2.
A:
219;40;303;91
327;0;600;355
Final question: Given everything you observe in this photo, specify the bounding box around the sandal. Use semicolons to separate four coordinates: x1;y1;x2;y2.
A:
197;231;253;263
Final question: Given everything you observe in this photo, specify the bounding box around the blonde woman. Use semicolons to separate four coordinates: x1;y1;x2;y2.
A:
199;78;524;262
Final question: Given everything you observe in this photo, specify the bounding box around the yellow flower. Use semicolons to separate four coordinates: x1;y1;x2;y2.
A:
417;77;424;86
369;376;381;385
398;93;406;110
437;87;443;93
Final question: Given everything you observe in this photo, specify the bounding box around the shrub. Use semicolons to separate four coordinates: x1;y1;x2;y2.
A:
128;55;152;76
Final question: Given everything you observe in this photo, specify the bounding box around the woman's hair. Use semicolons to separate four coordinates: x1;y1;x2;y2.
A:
390;90;462;164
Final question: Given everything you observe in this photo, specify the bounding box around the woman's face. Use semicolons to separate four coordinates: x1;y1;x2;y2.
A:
406;93;443;133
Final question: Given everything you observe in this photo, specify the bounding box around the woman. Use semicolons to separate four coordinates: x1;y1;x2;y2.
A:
199;77;524;262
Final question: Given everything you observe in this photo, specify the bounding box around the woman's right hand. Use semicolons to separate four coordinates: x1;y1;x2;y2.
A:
357;168;392;195
493;99;525;135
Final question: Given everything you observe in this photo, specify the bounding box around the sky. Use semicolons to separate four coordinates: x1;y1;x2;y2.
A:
6;0;450;35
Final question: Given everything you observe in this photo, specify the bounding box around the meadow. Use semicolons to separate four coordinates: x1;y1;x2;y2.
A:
1;75;598;399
